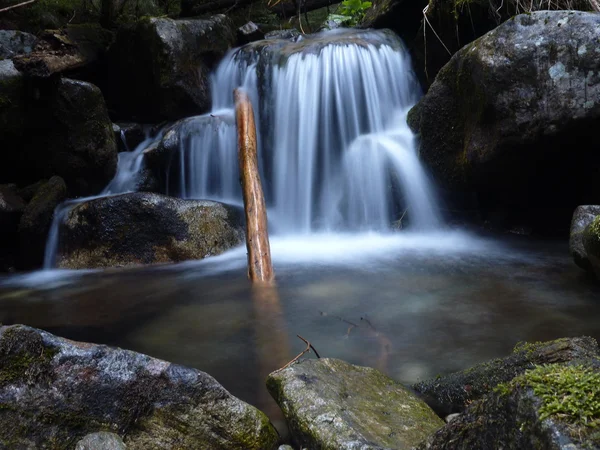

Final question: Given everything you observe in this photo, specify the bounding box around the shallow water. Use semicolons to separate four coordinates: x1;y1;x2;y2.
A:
1;231;599;427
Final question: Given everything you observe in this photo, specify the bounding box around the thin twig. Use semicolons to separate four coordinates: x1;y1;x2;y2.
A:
297;334;321;358
0;0;36;13
274;335;320;372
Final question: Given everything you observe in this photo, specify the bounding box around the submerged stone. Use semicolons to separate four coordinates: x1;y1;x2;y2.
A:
267;358;443;449
0;324;279;449
420;362;600;449
570;205;600;272
413;336;600;417
57;192;244;269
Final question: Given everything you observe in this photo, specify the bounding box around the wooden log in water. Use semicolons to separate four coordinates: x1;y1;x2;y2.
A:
234;88;275;285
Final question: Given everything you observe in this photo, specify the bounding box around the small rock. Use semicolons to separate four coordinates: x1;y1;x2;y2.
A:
413;336;600;416
570;205;600;272
264;29;301;41
278;446;294;450
444;413;460;423
0;30;37;59
267;358;443;450
75;432;127;450
237;22;264;45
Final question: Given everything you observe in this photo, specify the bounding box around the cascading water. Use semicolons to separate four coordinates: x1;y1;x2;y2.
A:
172;29;440;233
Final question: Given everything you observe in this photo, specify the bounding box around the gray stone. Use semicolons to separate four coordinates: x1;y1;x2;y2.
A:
409;11;600;233
0;30;37;59
571;206;600;272
75;432;127;450
413;337;600;417
238;21;264;45
57;192;245;269
108;15;236;122
267;358;444;450
583;216;600;279
0;324;279;449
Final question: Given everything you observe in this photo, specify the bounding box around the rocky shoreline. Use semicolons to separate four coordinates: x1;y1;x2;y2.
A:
0;324;598;449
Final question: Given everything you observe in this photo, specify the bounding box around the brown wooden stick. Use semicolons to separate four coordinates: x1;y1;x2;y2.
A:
0;0;36;13
234;88;275;285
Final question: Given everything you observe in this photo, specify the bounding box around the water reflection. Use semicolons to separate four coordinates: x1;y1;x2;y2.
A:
0;233;599;424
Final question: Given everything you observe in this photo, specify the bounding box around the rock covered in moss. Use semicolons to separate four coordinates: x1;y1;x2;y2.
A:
18;176;67;269
107;15;235;122
413;336;600;417
0;324;279;449
57;192;244;269
583;216;600;279
409;11;600;234
267;358;444;450
570;205;600;272
419;362;600;449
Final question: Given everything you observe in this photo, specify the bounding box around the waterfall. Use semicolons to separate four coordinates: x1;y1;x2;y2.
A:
173;29;440;233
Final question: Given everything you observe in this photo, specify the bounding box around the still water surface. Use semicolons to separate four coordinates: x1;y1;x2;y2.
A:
1;231;599;423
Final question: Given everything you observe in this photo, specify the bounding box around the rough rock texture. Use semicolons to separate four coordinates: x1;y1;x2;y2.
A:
409;11;600;234
413;337;600;417
583;216;600;279
237;21;264;44
57;192;245;269
419;361;600;450
0;324;279;449
570;205;600;272
108;15;236;122
75;432;127;450
0;30;37;59
267;358;444;450
18;176;67;270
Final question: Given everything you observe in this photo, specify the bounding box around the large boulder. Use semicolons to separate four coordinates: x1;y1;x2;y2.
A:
0;30;37;59
570;205;600;272
57;192;244;269
419;361;600;449
0;324;279;449
107;15;236;122
0;75;118;197
267;358;444;449
409;11;600;234
583;216;600;279
413;337;600;417
18;176;67;270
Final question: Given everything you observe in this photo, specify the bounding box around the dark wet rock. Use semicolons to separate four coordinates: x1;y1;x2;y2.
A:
0;324;279;449
0;184;25;271
0;75;117;197
17;180;47;203
413;336;600;417
75;432;127;450
107;15;236;122
57;192;244;269
409;11;600;235
0;30;37;59
583;216;600;280
115;122;150;152
419;361;600;450
570;206;600;272
267;358;444;449
359;0;426;55
48;78;118;196
238;21;264;44
18;176;67;270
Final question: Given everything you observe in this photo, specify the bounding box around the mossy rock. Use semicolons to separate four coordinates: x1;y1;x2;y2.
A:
412;11;600;234
583;216;600;279
570;205;600;273
413;336;600;417
419;361;600;449
56;192;245;269
0;324;279;449
267;358;444;449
